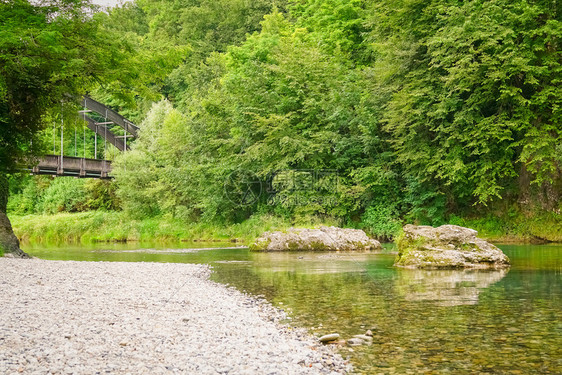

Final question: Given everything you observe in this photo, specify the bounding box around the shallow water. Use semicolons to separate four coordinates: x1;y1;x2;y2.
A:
24;242;562;374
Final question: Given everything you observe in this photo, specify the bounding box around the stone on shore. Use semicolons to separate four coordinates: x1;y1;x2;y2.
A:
394;224;510;269
250;226;382;252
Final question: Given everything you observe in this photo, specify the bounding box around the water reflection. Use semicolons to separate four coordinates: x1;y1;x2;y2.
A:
99;246;247;254
395;268;509;306
249;252;384;274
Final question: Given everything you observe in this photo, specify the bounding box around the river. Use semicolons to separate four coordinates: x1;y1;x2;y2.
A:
23;242;562;374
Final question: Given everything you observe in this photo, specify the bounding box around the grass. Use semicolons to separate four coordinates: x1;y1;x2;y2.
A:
9;211;340;245
9;208;562;246
449;210;562;243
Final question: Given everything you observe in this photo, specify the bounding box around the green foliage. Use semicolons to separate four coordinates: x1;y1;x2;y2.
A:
360;201;401;241
450;209;562;243
7;177;41;215
113;100;188;218
402;178;448;226
94;0;284;118
105;0;561;235
84;180;120;211
38;178;87;214
289;0;373;63
373;0;562;206
7;176;120;215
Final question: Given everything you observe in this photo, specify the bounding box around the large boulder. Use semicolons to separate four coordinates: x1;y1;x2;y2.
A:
394;224;510;269
250;226;382;252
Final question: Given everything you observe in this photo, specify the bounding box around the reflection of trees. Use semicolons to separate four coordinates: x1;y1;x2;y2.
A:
395;269;509;306
253;252;375;274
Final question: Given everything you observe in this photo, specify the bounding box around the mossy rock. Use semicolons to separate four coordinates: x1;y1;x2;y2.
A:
248;237;271;252
394;224;510;269
250;226;382;252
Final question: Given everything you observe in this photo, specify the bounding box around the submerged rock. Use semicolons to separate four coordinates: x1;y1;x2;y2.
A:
394;224;510;269
250;226;382;252
346;338;364;347
353;334;373;342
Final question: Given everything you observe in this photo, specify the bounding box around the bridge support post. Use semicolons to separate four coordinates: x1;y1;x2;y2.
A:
56;155;64;176
80;158;86;178
101;160;107;179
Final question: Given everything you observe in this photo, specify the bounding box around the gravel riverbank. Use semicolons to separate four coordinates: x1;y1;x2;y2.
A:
0;258;350;374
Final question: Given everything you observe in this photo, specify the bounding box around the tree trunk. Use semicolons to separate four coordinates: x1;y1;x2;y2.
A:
0;174;29;258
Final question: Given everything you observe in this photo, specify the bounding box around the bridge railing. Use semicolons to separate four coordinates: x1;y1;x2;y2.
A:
80;113;128;151
81;96;139;137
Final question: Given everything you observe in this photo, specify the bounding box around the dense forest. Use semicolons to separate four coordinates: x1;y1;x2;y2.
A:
4;0;562;243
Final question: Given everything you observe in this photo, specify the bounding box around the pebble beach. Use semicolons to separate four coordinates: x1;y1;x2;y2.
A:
0;258;349;374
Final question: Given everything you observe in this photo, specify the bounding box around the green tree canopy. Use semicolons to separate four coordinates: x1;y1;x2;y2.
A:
370;0;561;208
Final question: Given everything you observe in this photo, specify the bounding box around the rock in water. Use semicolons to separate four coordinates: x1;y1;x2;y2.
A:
319;333;340;343
353;335;373;342
250;226;382;252
394;224;510;269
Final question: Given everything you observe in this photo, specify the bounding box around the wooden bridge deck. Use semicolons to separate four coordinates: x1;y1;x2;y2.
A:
29;155;112;179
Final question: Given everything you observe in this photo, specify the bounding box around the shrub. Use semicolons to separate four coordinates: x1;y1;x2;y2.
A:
360;201;401;241
37;178;88;214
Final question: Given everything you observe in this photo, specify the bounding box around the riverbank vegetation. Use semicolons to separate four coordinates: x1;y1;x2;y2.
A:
6;0;562;245
10;208;562;245
10;211;343;244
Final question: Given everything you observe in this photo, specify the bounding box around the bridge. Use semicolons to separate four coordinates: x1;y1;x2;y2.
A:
27;96;139;179
32;155;112;178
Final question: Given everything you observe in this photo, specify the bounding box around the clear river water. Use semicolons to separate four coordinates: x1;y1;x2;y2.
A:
23;242;561;374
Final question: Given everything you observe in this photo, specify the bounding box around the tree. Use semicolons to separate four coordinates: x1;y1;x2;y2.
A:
113;9;385;223
0;0;122;257
288;0;373;64
366;0;561;221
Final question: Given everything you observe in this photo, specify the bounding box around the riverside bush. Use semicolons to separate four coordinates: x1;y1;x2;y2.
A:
360;202;401;241
37;178;87;214
8;176;120;215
